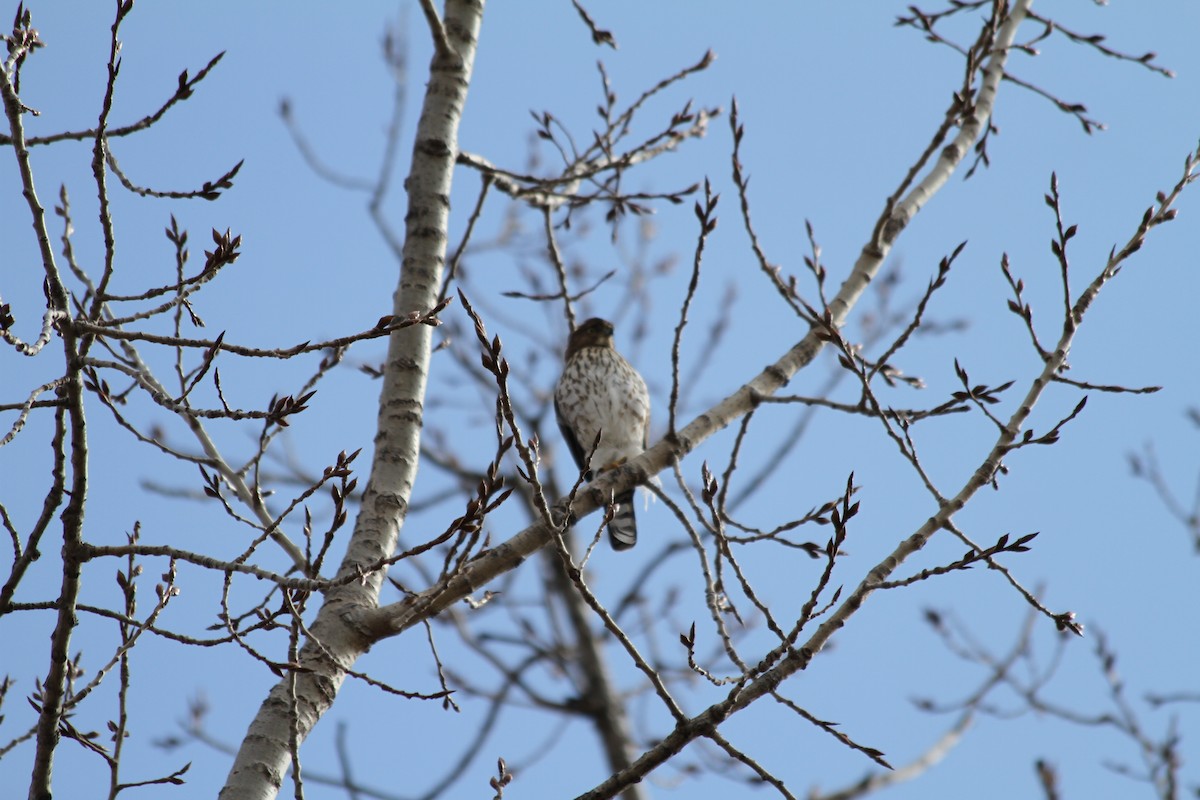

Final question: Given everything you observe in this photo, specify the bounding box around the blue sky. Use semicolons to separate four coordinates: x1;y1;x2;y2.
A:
2;2;1199;798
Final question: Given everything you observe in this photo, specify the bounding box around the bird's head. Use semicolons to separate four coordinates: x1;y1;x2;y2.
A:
565;317;615;358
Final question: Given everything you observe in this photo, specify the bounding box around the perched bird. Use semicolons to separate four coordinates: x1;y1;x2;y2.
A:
554;317;651;550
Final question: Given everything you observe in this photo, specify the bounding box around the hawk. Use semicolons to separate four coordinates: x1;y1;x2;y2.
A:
554;317;650;550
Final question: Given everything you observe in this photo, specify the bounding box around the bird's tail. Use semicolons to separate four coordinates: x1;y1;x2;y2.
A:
607;488;637;550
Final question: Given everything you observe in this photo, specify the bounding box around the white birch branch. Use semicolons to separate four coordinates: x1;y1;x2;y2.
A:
217;2;486;798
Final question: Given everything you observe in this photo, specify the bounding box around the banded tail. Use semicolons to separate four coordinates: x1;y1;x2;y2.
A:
607;488;637;550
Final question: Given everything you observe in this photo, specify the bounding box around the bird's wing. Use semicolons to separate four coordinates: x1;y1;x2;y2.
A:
554;392;589;472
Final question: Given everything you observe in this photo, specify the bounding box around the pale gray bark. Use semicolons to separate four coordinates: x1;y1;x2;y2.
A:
218;2;485;798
